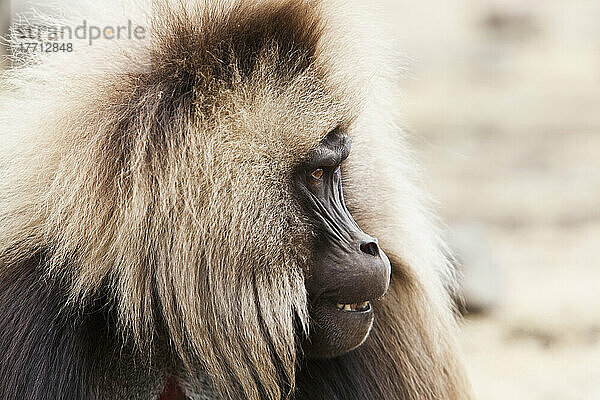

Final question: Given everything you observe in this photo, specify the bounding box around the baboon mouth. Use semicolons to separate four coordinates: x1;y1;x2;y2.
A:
335;301;371;313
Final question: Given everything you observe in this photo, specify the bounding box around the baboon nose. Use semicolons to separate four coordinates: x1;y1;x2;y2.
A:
360;241;379;257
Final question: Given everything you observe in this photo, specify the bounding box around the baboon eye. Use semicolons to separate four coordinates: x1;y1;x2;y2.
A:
310;168;324;181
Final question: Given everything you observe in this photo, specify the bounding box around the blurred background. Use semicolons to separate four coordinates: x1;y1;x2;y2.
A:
379;1;600;399
2;0;600;399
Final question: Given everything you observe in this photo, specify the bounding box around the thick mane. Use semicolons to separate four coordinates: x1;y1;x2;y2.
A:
153;0;323;81
0;1;336;399
0;1;471;399
142;0;325;120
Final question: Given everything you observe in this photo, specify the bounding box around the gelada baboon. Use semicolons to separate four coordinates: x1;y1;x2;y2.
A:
0;1;472;399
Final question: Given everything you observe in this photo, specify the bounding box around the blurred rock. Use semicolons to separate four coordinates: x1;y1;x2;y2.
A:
450;223;503;315
481;7;539;42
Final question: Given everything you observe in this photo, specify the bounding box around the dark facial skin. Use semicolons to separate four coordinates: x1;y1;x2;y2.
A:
295;130;391;358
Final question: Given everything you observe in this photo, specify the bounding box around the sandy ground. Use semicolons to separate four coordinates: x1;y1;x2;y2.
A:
380;1;600;398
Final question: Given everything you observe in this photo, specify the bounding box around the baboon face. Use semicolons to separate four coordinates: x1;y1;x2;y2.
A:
295;129;391;358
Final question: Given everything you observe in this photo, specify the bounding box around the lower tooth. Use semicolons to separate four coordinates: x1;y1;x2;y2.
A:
337;302;371;311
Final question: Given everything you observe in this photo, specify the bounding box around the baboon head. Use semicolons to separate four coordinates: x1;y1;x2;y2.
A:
0;0;475;397
0;0;394;397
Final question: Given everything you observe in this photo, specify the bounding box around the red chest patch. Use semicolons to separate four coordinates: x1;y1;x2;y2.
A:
159;377;187;400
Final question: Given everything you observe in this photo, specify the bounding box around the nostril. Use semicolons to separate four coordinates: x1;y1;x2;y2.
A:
360;241;379;257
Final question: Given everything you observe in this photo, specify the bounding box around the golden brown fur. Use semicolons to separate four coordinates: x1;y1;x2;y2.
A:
0;1;472;399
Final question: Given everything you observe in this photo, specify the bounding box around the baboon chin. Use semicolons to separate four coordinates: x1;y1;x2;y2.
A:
0;0;472;399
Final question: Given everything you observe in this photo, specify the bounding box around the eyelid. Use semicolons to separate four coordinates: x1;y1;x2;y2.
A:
310;149;339;170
